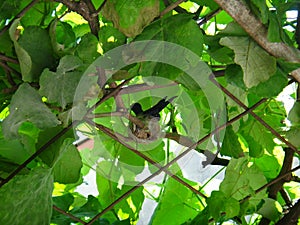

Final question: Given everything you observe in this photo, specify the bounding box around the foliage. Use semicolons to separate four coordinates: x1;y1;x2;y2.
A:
0;0;300;225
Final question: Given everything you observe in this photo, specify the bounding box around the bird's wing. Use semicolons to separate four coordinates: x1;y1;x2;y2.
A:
143;96;176;117
131;103;143;116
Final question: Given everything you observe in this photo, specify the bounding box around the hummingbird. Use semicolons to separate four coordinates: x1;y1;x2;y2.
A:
129;96;176;141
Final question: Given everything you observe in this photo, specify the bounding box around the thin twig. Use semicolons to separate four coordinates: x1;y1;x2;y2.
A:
163;0;188;14
119;82;177;95
0;61;16;86
160;0;186;17
0;54;18;64
197;8;222;26
53;205;87;224
0;61;22;78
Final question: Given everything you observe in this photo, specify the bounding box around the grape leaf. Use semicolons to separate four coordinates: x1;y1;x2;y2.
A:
257;198;282;221
98;25;126;53
288;101;300;126
0;168;53;225
102;0;160;37
39;55;83;109
2;83;60;139
220;37;276;88
207;191;240;221
10;21;56;82
49;20;76;55
220;158;267;200
150;176;199;225
220;125;244;158
0;133;30;165
240;117;275;157
249;68;287;98
135;14;204;80
53;138;83;184
251;0;268;24
76;33;100;63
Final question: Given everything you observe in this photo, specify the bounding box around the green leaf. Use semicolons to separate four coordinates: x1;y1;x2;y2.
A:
0;30;14;55
267;11;281;42
52;193;74;211
115;185;144;220
51;193;75;224
220;158;267;200
288;101;300;126
39;55;83;109
0;0;24;24
102;0;160;37
136;14;204;80
2;83;60;139
49;20;76;55
251;0;268;24
37;126;74;167
206;191;226;221
136;14;203;57
225;64;246;90
220;37;276;88
286;127;300;148
249;68;288;98
257;198;282;221
76;33;100;63
0;137;29;165
150;177;199;225
220;125;244;158
98;25;126;53
13;24;56;81
71;195;102;218
9;19;32;81
18;121;40;155
112;219;131;225
96;161;120;207
0;156;28;179
20;1;57;27
240;117;275;158
254;155;280;179
53;138;83;184
207;191;240;221
196;0;219;10
0;168;53;225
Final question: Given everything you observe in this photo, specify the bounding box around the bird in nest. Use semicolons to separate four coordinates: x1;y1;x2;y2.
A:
129;96;176;142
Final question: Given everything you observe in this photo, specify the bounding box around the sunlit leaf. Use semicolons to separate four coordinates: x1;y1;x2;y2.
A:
220;37;277;88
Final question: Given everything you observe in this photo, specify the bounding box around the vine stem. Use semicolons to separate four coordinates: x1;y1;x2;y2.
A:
53;205;87;224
